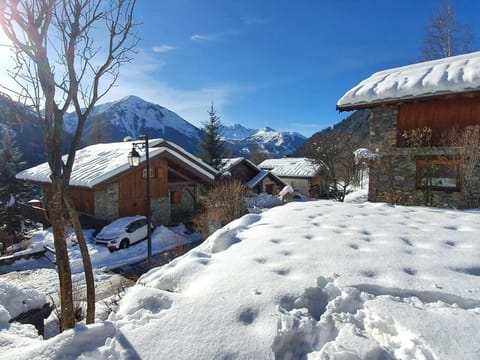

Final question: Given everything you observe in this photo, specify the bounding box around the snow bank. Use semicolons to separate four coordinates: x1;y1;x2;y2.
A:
0;280;47;326
4;198;480;359
0;280;48;351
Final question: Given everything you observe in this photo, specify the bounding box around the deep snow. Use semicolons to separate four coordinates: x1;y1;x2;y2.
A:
337;51;480;108
1;193;480;359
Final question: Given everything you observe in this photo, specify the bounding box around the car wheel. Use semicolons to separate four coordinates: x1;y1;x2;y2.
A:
119;239;129;249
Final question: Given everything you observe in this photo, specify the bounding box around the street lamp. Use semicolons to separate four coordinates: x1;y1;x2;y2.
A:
127;134;152;269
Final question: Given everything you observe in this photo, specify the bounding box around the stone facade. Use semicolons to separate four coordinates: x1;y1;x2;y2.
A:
170;186;196;224
94;184;119;221
151;197;170;225
368;106;480;208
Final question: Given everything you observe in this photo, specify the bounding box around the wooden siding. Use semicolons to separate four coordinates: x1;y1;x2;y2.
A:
118;158;168;217
69;188;94;214
230;161;258;183
398;97;480;145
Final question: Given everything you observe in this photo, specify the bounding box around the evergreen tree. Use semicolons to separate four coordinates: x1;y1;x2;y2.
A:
201;103;225;170
0;132;31;237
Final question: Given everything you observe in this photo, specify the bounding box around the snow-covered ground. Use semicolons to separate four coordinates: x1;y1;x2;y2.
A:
2;191;480;359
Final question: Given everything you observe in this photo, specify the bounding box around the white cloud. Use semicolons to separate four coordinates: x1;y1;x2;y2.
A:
99;51;242;128
151;45;175;53
190;29;240;42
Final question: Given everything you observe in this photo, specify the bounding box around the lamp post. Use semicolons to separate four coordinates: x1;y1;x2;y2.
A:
127;134;152;269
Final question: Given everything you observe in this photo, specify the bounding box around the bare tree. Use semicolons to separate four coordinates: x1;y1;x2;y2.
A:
0;0;137;330
194;180;248;236
305;129;360;202
445;126;480;208
422;0;474;60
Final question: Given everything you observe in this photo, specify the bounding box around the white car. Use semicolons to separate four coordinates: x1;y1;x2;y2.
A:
95;215;151;251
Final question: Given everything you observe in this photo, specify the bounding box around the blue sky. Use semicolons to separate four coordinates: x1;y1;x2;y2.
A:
17;0;480;137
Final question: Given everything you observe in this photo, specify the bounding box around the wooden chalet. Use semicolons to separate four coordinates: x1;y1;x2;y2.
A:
258;158;326;198
16;139;218;225
337;51;480;208
220;157;285;195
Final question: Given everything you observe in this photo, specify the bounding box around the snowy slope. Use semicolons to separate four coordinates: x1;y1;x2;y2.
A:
222;123;256;140
63;95;203;154
4;196;480;359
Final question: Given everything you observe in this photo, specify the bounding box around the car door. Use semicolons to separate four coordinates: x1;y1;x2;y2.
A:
133;219;148;244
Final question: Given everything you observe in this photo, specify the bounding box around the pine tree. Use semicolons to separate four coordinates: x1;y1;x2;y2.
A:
0;132;31;238
201;103;225;170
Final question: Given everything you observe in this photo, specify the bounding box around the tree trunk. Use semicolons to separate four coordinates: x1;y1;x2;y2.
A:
64;195;95;324
49;178;75;331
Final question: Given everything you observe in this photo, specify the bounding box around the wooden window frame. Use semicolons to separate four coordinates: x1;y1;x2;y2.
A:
170;190;182;204
415;157;461;192
143;168;157;178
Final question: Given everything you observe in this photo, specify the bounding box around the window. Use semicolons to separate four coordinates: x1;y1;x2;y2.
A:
416;158;460;191
170;190;182;204
143;168;157;178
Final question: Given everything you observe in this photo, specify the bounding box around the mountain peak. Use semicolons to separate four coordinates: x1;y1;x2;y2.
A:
118;95;147;104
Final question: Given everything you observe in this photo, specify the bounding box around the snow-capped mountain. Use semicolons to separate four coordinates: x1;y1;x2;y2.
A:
221;124;256;140
64;96;306;157
224;126;306;158
64;95;203;154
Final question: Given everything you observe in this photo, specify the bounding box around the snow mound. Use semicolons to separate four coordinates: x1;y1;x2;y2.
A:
199;213;261;253
114;286;173;326
0;280;47;327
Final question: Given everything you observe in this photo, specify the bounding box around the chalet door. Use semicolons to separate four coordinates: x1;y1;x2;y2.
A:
265;184;274;194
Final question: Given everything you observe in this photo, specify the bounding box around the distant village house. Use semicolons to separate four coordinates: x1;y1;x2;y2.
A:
258;158;326;198
220;157;285;195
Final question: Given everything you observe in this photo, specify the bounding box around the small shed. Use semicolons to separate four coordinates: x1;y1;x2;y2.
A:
16;139;218;225
220;157;285;194
337;51;480;208
258;158;326;198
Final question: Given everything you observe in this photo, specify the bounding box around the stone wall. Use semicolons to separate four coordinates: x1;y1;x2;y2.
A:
151;197;170;225
368;106;479;208
94;184;119;221
170;186;195;224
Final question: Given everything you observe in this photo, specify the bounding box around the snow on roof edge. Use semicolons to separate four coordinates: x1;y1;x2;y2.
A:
16;140;216;188
337;51;480;110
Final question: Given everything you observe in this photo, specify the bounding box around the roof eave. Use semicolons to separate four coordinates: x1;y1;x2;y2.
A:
337;89;480;112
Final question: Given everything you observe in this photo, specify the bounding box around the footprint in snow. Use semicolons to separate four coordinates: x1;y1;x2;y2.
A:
273;268;291;276
238;307;258;325
253;257;267;264
444;225;458;231
400;237;413;247
360;270;376;278
404;268;417;276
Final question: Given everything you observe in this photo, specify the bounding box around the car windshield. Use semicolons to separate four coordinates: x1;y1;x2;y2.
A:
97;216;145;238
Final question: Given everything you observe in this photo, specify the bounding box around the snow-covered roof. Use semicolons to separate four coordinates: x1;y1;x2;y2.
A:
246;170;269;188
337;51;480;110
220;157;246;172
16;139;216;188
258;157;321;178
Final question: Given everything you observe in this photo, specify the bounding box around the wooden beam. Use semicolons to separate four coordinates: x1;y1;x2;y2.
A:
168;166;196;183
